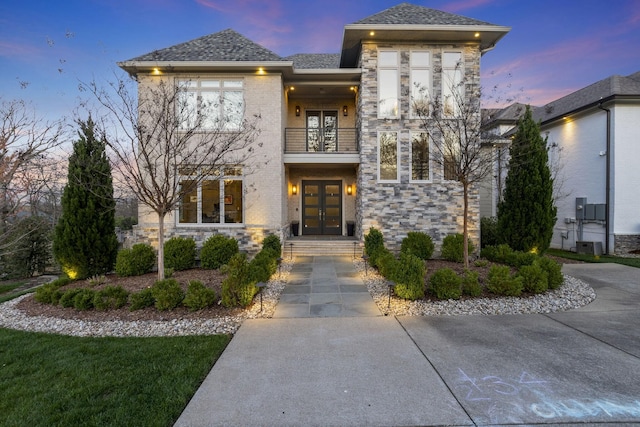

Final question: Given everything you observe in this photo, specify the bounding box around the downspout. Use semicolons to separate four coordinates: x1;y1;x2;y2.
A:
598;100;611;255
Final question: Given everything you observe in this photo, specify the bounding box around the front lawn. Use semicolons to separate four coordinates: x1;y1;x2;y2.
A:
0;328;230;427
547;248;640;268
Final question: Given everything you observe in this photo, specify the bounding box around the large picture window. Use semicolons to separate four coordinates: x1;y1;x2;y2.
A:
411;132;430;181
378;51;399;119
177;79;244;131
442;52;463;117
410;51;431;118
178;166;243;225
378;131;398;181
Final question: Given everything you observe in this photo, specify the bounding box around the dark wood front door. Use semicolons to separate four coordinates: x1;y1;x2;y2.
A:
302;180;342;235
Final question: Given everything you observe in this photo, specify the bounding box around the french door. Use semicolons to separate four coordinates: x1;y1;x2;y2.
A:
302;180;342;235
306;111;337;152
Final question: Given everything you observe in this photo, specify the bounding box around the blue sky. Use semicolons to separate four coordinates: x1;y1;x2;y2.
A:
2;0;639;120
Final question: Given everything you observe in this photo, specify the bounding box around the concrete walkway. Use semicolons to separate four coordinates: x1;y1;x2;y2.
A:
175;261;640;426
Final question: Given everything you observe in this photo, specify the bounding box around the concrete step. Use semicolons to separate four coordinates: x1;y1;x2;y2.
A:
282;239;362;257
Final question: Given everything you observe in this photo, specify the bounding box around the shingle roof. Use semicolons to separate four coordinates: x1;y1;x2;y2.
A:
284;54;341;69
533;71;640;123
354;2;496;26
125;29;283;62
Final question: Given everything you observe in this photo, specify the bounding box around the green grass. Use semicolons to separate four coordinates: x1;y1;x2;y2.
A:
547;248;640;268
0;281;30;303
0;328;231;427
0;282;26;295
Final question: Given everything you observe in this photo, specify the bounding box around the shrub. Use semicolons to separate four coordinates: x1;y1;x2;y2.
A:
34;278;71;304
129;288;155;311
430;268;462;300
487;265;523;296
364;227;385;266
183;280;217;311
261;235;282;255
115;244;156;277
480;244;513;264
441;233;475;263
249;250;278;283
518;263;548;294
73;289;96;310
60;288;83;308
480;216;499;248
164;268;174;279
1;215;51;279
164;237;196;271
376;249;398;279
400;232;434;260
88;275;107;286
391;253;425;300
462;270;482;297
151;279;185;311
536;257;564;290
93;285;130;310
200;235;239;269
507;251;538;268
221;253;257;308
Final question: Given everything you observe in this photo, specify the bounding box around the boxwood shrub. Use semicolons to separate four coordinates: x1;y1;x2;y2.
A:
487;265;523;296
536;257;564;290
518;263;548;294
261;235;282;255
129;288;155;311
93;285;130;310
430;268;462;300
151;279;185;311
183;280;217;311
60;288;83;308
73;289;96;311
164;237;196;271
200;235;239;269
391;253;425;300
364;227;385;266
462;270;482;297
400;232;434;260
115;244;156;277
34;278;72;304
221;253;257;308
441;233;475;263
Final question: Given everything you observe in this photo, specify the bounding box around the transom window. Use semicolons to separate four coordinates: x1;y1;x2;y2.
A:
177;79;244;131
178;166;243;225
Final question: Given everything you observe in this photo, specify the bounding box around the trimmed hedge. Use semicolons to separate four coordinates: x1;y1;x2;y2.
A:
400;232;434;260
487;265;523;296
221;253;257;308
430;268;462;300
115;244;156;277
200;235;239;269
364;227;385;266
151;279;185;311
164;237;196;271
183;280;217;311
93;285;130;310
441;233;475;263
129;288;155;311
391;253;425;300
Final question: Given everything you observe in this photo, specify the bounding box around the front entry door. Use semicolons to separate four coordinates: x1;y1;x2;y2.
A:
302;180;342;235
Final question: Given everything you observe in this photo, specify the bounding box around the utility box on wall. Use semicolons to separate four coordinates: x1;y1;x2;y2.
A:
576;241;603;256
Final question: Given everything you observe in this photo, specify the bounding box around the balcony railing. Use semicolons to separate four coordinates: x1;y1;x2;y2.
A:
285;128;358;153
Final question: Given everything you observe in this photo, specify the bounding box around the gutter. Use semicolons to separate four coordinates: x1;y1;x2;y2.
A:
598;99;611;255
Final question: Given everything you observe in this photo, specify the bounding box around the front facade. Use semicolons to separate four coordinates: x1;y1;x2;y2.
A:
119;3;509;253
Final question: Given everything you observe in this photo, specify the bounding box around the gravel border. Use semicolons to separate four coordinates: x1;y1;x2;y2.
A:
0;258;596;337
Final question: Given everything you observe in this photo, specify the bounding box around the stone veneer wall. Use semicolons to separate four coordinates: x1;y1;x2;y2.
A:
614;234;640;255
356;43;481;253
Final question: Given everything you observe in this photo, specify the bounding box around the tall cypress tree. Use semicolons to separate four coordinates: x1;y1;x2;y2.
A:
497;105;557;253
53;117;118;279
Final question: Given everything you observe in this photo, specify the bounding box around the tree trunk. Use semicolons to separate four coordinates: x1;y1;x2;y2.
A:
463;183;469;269
156;212;166;281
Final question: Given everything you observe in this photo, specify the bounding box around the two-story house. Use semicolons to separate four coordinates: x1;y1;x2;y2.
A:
118;2;510;255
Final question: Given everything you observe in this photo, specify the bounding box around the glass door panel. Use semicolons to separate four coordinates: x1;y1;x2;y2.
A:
302;180;342;235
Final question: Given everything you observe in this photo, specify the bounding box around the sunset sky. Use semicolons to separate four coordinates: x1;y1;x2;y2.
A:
2;0;639;120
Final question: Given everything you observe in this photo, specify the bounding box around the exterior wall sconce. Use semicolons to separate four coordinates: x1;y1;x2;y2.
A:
347;184;353;195
292;184;298;195
295;106;300;116
343;105;348;116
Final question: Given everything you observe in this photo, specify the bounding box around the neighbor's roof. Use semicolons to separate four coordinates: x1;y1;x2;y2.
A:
533;71;640;124
124;29;284;63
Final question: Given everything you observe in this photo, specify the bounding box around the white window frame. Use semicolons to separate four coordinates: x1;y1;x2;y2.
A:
410;131;431;182
377;131;399;182
177;166;244;227
410;50;431;118
177;78;244;131
442;51;464;117
377;50;399;119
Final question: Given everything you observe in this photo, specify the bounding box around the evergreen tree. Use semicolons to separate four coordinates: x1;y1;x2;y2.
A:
497;105;557;253
53;117;118;279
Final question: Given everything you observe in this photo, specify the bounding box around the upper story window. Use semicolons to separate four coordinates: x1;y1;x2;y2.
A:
378;131;398;182
410;51;431;118
411;132;430;181
442;52;463;117
177;79;244;131
378;51;399;119
178;165;244;225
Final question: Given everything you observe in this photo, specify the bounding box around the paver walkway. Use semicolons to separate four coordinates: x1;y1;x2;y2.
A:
273;255;381;318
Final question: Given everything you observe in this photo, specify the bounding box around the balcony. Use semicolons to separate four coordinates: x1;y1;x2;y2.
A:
285;127;358;154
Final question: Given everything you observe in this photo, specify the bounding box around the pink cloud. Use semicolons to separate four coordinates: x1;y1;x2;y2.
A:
441;0;497;13
0;40;42;60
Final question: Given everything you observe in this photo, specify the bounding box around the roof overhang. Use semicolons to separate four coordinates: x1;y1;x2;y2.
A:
340;24;511;67
117;60;294;78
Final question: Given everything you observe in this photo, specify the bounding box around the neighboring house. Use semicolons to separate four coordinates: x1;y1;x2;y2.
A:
481;72;640;255
118;2;510;254
533;71;640;255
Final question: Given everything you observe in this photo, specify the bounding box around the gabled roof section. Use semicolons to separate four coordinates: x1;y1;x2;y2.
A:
354;2;494;26
124;29;283;63
284;54;341;70
533;71;640;124
340;2;510;67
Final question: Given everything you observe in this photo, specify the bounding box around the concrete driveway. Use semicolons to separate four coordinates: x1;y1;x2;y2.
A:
175;262;640;426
